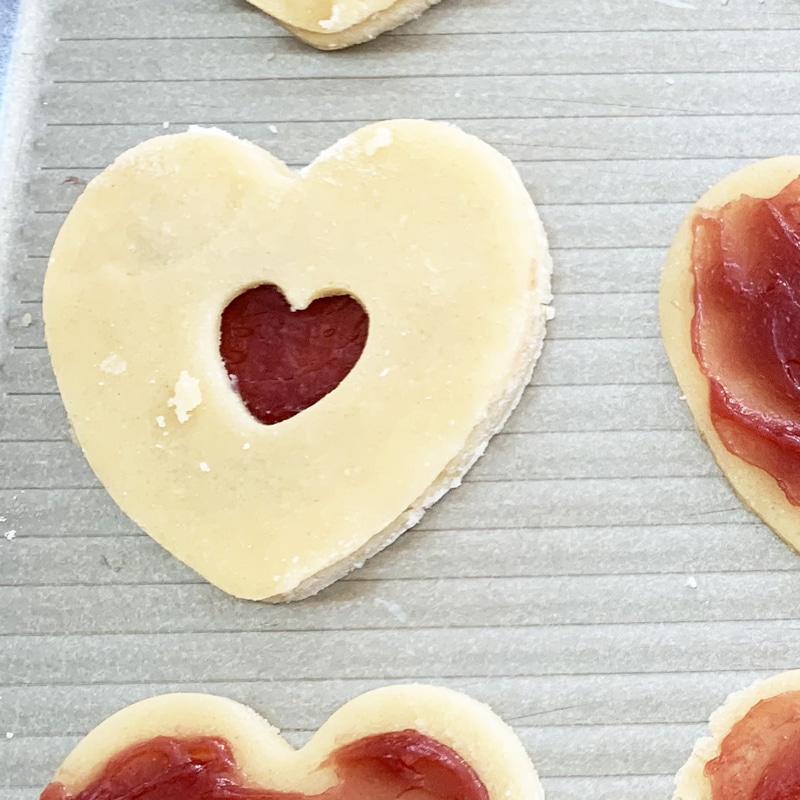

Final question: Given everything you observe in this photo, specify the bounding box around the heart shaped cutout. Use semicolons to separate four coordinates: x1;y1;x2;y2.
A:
243;0;440;50
39;687;543;800
43;121;552;600
220;285;369;425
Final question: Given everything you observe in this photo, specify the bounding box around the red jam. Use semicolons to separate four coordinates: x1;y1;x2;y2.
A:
40;729;490;800
691;175;800;504
220;285;368;425
705;690;800;800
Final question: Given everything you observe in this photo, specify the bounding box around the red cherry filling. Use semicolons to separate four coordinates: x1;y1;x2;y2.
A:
690;175;800;504
40;730;491;800
705;690;800;800
220;285;369;425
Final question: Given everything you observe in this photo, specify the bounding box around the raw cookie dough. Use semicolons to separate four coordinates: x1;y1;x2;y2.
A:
44;120;553;601
246;0;440;49
673;670;800;800
660;157;800;553
41;686;544;800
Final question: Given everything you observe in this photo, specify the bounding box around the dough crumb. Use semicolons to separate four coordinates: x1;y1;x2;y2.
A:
8;312;33;329
242;442;250;451
168;371;202;423
4;530;16;541
100;354;127;375
268;124;278;134
318;3;344;29
199;461;211;472
364;127;393;156
5;732;13;739
373;596;409;623
685;576;698;589
156;415;166;428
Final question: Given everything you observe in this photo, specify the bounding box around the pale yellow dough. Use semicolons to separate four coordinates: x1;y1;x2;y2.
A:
245;0;440;49
673;670;800;800
659;156;800;555
44;121;553;601
48;686;544;800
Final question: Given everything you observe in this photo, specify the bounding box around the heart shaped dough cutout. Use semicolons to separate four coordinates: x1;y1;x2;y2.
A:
660;157;800;552
244;0;440;49
673;670;800;800
41;686;544;800
220;284;369;425
43;121;553;601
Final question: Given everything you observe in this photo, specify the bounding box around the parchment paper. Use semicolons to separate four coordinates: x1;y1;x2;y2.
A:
3;1;800;797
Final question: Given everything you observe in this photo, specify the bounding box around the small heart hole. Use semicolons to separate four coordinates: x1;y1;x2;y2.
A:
220;285;369;425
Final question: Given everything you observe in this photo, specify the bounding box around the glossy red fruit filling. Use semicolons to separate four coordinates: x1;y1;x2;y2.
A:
691;175;800;504
40;729;490;800
705;690;800;800
220;285;368;425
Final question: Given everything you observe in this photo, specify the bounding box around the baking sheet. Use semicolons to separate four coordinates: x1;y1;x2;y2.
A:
3;0;800;797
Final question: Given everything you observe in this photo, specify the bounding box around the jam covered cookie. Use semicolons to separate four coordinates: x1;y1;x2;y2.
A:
44;121;553;600
674;670;800;800
660;157;800;550
39;687;543;800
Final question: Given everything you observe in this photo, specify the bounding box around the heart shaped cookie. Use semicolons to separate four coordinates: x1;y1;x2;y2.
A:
660;157;800;552
43;121;552;601
244;0;440;49
673;670;800;800
39;686;543;800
